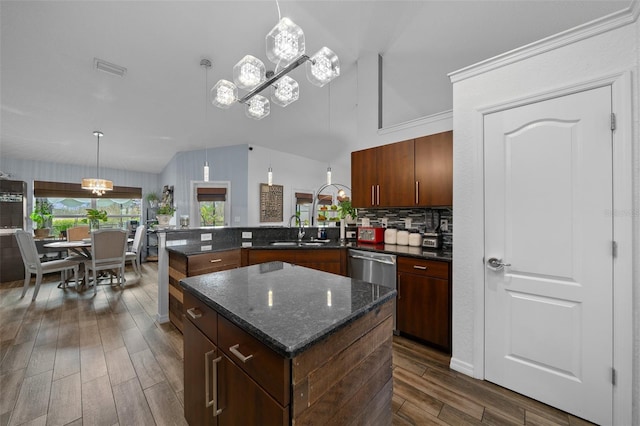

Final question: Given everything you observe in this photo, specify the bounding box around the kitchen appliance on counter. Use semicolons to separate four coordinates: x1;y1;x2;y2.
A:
357;226;384;244
348;249;397;333
422;232;442;249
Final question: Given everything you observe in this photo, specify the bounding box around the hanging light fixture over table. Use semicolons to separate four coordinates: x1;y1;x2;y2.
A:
211;16;340;120
81;131;113;196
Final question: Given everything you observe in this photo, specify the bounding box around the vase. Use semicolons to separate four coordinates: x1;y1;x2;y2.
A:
156;214;172;227
34;228;50;239
89;219;100;231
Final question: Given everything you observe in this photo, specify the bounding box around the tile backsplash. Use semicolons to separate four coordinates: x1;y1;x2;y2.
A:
356;207;453;250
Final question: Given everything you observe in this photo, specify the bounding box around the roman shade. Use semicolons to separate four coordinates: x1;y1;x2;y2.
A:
197;187;227;202
295;192;313;204
34;180;141;199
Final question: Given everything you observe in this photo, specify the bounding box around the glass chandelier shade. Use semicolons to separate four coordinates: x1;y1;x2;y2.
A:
81;131;113;196
265;18;305;65
271;76;299;107
306;47;340;87
203;161;210;182
267;166;273;186
211;16;339;120
211;79;238;108
233;55;266;90
326;166;332;185
246;95;270;120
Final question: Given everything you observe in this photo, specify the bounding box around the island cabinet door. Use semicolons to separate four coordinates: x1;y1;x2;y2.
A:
184;318;220;426
217;354;289;426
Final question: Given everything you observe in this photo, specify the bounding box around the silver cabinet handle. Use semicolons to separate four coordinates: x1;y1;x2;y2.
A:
413;265;427;270
348;254;396;265
205;351;223;416
187;307;202;319
415;181;419;205
371;186;375;206
229;344;253;363
376;185;380;205
487;257;511;271
209;258;222;263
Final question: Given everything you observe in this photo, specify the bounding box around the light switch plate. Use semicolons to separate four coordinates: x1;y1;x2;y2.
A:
440;219;449;232
201;233;212;241
242;231;252;239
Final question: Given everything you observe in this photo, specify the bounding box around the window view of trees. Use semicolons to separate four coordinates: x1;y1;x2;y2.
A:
39;197;142;236
199;201;225;226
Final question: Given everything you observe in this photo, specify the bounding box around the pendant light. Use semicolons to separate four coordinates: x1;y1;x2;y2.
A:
326;165;332;185
81;131;113;196
202;59;212;181
268;166;273;186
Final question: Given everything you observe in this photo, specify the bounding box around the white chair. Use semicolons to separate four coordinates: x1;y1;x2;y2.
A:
85;229;128;294
125;225;145;277
15;230;81;301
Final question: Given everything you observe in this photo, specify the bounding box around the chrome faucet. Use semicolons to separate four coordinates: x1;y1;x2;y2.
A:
289;214;305;242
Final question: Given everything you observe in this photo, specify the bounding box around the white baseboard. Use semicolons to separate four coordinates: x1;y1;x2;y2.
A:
156;314;169;324
449;357;475;377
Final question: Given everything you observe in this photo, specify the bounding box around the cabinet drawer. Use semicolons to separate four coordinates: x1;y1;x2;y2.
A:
218;315;290;407
188;249;241;275
183;290;217;343
398;257;449;279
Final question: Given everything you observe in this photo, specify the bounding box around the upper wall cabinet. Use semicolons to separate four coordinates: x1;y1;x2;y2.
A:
351;131;452;208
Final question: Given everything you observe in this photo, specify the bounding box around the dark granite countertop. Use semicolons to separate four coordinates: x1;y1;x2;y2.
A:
180;262;396;358
166;240;451;262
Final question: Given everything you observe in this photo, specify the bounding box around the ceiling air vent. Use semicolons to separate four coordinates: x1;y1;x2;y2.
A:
94;58;127;77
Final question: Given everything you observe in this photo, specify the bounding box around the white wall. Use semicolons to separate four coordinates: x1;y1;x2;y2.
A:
246;145;349;227
450;6;639;423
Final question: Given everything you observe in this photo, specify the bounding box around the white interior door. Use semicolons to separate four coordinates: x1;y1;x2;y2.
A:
484;86;613;425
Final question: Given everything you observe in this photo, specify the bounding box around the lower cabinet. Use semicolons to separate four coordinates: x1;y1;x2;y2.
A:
169;249;242;332
397;257;451;352
183;291;288;425
247;248;346;276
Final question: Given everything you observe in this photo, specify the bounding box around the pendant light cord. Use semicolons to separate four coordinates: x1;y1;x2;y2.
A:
96;133;101;180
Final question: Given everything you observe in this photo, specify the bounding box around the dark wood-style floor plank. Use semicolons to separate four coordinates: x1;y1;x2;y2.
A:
0;263;594;425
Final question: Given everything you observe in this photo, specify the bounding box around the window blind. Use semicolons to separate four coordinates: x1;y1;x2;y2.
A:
197;187;227;202
34;180;142;199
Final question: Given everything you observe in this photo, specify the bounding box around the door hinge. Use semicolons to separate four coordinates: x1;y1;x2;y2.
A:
611;113;616;131
612;241;618;258
611;367;617;385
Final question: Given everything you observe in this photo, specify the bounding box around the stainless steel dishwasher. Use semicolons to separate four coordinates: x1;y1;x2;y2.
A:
348;249;397;333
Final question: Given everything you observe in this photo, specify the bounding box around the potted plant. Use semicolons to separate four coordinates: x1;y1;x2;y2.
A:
30;199;53;238
145;192;160;209
337;200;357;223
156;203;175;227
84;208;108;230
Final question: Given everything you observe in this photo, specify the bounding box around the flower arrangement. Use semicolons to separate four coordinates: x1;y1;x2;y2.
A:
156;203;176;215
30;200;53;229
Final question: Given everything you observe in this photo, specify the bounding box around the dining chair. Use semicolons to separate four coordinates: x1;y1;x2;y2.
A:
125;225;145;277
15;230;81;301
85;229;128;294
66;226;90;241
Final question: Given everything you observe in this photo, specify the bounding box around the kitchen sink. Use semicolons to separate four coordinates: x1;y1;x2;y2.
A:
269;241;299;246
268;241;328;247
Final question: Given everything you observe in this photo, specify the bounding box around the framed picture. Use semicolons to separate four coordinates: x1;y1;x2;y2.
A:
259;183;283;222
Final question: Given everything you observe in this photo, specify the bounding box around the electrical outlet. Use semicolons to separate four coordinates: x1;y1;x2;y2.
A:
440;219;449;232
242;231;252;239
200;233;212;241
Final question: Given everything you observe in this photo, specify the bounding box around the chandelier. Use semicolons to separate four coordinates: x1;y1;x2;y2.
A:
81;131;113;196
211;17;340;120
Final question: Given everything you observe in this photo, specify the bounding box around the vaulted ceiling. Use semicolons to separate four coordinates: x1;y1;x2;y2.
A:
0;1;629;173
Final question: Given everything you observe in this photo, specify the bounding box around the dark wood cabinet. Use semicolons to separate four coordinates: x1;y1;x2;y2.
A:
247;248;345;276
415;131;453;207
397;257;451;352
184;318;218;426
351;131;453;208
168;249;242;332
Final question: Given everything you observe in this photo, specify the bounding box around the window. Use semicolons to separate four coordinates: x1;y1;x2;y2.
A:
190;181;231;227
294;192;313;226
33;180;142;236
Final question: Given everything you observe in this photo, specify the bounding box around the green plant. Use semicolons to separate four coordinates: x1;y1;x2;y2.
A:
30;200;53;229
337;200;357;220
157;204;176;215
85;208;108;222
145;192;159;202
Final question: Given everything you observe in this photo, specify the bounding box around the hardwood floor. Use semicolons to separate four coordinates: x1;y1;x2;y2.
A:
0;264;593;425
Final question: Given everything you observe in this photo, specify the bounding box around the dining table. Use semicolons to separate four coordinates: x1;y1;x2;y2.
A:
43;238;134;288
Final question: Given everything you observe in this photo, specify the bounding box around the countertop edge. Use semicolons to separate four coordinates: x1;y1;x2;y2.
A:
180;280;397;358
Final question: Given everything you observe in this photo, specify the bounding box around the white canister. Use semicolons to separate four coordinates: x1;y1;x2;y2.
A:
396;230;409;246
384;227;397;244
408;231;423;247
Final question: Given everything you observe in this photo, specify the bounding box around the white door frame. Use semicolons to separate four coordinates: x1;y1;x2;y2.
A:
473;70;633;424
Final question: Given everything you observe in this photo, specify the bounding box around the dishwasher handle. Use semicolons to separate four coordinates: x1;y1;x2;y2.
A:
348;254;396;265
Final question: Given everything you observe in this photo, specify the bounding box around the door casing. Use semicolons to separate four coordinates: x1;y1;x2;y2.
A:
471;71;634;424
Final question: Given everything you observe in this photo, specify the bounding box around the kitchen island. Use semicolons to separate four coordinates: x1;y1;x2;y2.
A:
180;262;396;425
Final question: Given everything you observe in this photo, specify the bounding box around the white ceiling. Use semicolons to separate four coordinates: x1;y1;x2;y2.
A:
0;0;629;174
